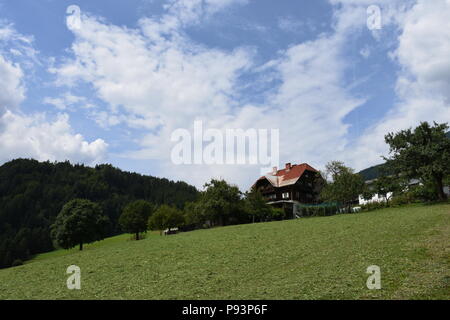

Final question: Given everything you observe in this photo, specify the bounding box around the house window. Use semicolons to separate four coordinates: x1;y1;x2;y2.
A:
282;192;290;199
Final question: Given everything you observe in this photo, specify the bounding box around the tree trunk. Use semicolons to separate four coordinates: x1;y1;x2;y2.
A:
79;242;83;251
136;232;139;241
436;176;446;201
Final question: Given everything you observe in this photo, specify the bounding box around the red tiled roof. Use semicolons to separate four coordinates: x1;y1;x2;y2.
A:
255;163;319;188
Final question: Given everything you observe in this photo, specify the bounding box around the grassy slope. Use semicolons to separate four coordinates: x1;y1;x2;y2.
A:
0;204;449;300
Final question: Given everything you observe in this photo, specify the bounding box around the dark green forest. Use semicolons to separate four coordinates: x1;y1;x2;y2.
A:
0;159;198;268
357;163;386;181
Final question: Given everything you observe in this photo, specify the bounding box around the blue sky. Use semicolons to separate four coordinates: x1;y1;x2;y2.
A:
0;0;449;190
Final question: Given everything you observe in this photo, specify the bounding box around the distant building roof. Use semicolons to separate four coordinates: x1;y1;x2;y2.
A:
255;163;319;188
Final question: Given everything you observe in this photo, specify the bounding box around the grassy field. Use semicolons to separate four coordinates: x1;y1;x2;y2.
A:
0;203;449;300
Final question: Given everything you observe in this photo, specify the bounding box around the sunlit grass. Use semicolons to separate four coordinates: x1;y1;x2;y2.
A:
0;203;448;300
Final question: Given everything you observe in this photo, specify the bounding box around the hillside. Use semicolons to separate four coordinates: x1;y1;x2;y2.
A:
1;203;448;299
0;159;199;269
358;163;387;181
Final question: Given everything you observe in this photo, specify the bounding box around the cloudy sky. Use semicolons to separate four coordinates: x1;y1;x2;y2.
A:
0;0;449;190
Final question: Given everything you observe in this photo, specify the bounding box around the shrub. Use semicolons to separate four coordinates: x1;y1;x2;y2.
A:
361;201;390;212
11;259;23;267
269;208;286;221
390;194;412;207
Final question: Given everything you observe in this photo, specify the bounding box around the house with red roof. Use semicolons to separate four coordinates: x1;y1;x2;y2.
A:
253;163;325;217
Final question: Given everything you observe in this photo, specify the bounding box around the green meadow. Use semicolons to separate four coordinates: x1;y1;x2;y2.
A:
0;203;448;300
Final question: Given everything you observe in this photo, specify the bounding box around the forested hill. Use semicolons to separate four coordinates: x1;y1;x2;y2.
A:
0;159;199;268
358;163;386;181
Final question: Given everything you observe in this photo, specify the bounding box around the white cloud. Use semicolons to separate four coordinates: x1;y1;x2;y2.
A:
47;0;449;189
0;111;108;165
395;0;450;102
0;24;108;166
51;0;369;189
0;23;30;115
163;0;248;26
43;92;88;111
345;0;450;170
278;16;315;33
0;55;25;115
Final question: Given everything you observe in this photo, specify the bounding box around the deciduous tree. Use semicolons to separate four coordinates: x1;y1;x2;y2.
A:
384;121;450;201
320;162;365;211
148;205;184;235
197;179;244;226
244;187;272;223
51;199;109;251
119;200;154;240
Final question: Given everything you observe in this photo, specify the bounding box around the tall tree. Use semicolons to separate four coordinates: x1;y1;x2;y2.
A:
198;179;243;226
244;187;272;223
183;201;205;228
372;174;406;204
320;161;365;210
119;200;154;240
51;199;109;251
384;122;450;201
148;205;184;235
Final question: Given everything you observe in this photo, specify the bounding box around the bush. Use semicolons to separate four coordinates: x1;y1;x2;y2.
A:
269;208;286;221
361;201;389;212
11;259;23;267
409;184;440;202
390;194;411;207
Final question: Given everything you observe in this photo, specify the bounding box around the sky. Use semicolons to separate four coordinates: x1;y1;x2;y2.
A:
0;0;449;190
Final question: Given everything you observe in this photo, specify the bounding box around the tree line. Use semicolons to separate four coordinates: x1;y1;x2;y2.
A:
1;121;449;267
50;179;287;251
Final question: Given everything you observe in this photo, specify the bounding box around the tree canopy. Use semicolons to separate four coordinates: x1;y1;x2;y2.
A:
245;187;273;223
320;161;365;209
384;121;450;201
119;200;154;240
50;199;110;250
148;205;185;234
197;179;244;226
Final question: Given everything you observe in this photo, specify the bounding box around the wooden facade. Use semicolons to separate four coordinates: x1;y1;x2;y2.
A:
253;163;324;215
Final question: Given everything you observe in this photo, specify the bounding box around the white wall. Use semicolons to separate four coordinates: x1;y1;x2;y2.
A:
358;192;393;205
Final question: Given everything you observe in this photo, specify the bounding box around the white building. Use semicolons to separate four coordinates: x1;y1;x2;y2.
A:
358;178;421;206
358;192;393;205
